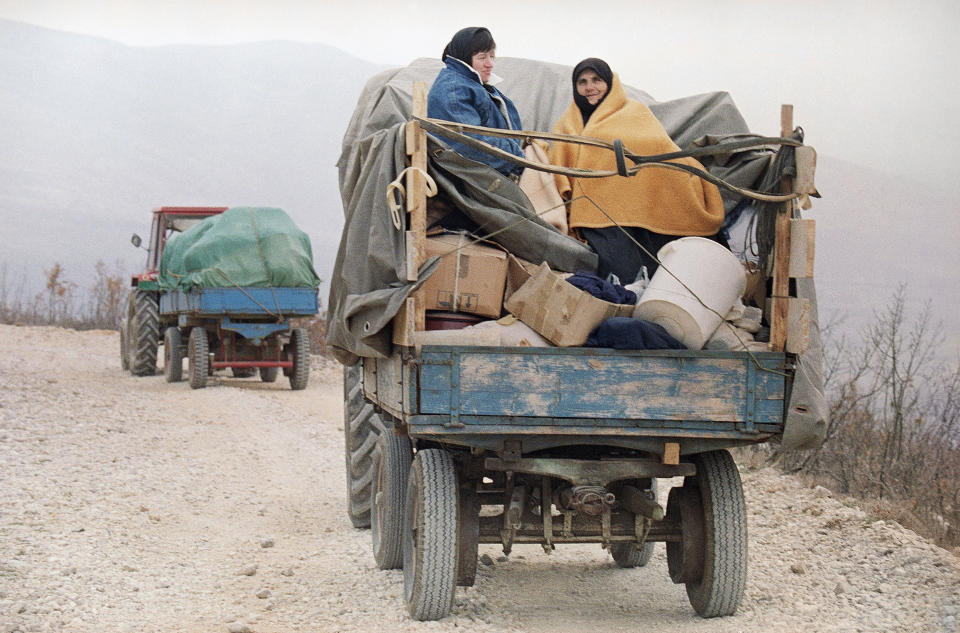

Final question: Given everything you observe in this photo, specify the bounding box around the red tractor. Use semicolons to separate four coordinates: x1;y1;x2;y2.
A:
121;206;226;377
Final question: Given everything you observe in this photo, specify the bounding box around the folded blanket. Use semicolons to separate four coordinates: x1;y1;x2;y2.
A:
565;271;637;304
550;74;724;236
585;317;686;350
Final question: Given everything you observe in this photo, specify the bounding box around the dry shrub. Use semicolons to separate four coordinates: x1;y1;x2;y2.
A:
0;260;126;330
292;310;330;357
777;287;960;548
82;261;127;329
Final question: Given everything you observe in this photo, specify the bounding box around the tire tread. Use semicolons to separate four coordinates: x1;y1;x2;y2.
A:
343;365;384;528
685;450;747;617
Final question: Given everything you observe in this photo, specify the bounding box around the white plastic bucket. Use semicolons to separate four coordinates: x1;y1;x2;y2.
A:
633;237;746;349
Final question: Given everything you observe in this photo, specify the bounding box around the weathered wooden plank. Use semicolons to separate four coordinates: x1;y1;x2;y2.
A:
754;367;787;401
407;418;782;437
391;297;416;346
756;399;785;421
789;218;815;278
406;82;428;269
404;231;418;283
770;104;794;351
362;357;377;402
786;297;811;354
418;349;787;423
373;354;404;419
663;442;680;465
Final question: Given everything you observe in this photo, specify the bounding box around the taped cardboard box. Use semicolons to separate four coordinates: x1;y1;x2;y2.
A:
504;262;635;347
504;253;540;304
421;233;508;318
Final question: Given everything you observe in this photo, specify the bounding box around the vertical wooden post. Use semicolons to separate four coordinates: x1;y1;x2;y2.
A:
769;104;793;352
405;81;427;331
405;82;428;281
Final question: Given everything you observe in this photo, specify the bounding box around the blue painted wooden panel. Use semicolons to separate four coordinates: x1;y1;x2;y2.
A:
160;287;318;316
419;347;786;425
408;416;783;436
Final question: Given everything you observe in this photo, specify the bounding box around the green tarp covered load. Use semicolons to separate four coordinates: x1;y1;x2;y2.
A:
159;206;321;291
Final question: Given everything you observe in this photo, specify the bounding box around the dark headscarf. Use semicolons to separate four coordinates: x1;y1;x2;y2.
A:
442;27;496;65
572;58;614;124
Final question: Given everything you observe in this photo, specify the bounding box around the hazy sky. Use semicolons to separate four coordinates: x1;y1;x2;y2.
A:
2;0;959;192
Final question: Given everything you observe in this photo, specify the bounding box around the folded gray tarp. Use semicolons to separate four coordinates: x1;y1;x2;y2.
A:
327;57;825;449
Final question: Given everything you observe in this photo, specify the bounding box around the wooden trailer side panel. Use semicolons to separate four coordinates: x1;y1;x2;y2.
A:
415;346;786;429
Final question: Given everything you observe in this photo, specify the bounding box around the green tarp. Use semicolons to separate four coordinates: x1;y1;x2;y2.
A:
158;207;320;291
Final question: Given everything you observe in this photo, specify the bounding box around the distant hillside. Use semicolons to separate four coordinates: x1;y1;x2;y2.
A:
1;19;956;355
0;19;381;299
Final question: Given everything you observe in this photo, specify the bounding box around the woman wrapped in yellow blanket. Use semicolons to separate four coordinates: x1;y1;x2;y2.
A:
549;58;726;282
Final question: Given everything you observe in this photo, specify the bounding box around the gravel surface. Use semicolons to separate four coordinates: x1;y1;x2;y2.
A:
1;325;958;633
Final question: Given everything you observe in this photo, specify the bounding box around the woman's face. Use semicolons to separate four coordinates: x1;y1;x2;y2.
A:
576;69;609;105
471;49;495;83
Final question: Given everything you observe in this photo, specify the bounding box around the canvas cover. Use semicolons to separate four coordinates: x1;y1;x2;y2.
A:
159;206;320;291
327;57;825;449
328;57;772;363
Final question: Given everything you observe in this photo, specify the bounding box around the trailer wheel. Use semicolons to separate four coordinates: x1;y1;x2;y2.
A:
163;327;183;383
611;540;655;568
611;486;656;567
231;367;256;378
288;327;310;390
372;431;413;569
403;449;458;621
343;364;385;528
128;290;159;376
119;319;130;371
669;450;746;618
188;328;209;389
259;366;279;382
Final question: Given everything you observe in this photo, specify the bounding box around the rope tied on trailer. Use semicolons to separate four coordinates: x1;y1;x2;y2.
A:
613;139;629;177
415;116;806;204
246;208;283;322
386;166;438;230
397;117;807;376
211;269;281;318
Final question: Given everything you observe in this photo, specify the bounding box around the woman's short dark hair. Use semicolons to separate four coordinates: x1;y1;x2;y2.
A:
442;27;496;63
467;28;495;57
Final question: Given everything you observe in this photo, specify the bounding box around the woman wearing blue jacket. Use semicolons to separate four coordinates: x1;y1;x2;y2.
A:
427;27;524;179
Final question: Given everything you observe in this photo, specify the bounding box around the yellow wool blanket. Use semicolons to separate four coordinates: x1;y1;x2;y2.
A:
549;75;724;235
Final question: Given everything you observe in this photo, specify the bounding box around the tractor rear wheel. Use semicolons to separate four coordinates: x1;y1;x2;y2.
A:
128;290;159;376
259;366;279;382
343;364;385;528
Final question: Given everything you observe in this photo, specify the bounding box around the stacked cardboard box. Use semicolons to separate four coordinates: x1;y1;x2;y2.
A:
419;234;638;348
504;262;636;347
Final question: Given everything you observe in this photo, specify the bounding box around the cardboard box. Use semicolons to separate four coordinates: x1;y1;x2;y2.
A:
421;234;508;318
504;262;635;347
504;253;540;304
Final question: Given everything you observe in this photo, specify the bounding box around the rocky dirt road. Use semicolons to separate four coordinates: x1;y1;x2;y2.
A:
1;325;958;633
